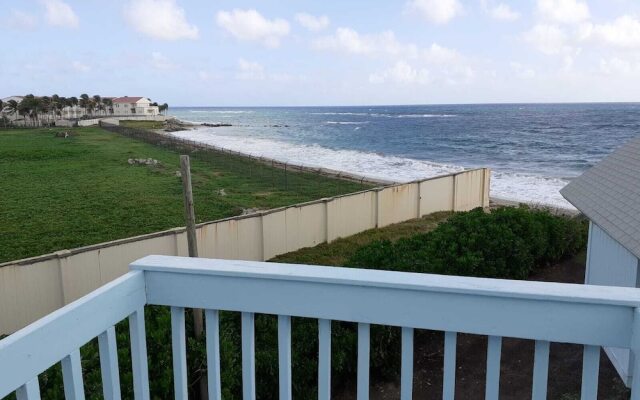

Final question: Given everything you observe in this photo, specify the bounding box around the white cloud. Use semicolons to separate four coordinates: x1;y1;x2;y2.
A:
599;57;640;75
510;62;536;79
537;0;590;25
123;0;198;41
71;61;90;72
314;28;418;58
236;58;266;80
369;61;430;85
41;0;79;29
587;16;640;49
424;43;461;64
216;9;290;48
5;10;38;30
489;3;520;21
406;0;463;25
295;13;329;32
524;24;570;55
150;52;178;70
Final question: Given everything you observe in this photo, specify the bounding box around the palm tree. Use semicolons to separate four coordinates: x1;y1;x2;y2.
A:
79;94;90;117
92;95;102;115
0;99;5;128
159;103;169;115
102;98;113;115
5;100;18;120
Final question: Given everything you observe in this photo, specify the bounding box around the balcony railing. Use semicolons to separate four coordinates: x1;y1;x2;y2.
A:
3;254;640;400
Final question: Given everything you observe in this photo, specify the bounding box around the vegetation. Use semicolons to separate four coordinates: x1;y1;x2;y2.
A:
2;207;588;400
118;120;166;130
346;206;588;279
0;93;168;127
0;127;369;263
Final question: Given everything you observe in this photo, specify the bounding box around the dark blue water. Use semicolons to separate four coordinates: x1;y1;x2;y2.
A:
170;103;640;208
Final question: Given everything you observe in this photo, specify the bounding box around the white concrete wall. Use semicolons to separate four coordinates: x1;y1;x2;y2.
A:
0;168;490;334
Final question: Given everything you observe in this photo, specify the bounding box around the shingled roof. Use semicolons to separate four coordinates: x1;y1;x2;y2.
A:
561;135;640;259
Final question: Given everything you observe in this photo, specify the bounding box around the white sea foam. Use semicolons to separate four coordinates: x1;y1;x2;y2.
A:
312;112;456;118
325;121;369;125
189;110;254;114
169;128;574;209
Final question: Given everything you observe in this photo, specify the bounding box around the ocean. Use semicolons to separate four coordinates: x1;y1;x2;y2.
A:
169;103;640;209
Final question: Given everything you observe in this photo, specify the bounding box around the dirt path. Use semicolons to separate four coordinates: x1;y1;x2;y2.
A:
335;254;630;400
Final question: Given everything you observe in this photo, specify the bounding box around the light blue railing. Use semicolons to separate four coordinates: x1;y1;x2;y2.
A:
3;254;640;400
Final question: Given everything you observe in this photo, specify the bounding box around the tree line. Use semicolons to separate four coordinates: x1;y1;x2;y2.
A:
0;94;169;127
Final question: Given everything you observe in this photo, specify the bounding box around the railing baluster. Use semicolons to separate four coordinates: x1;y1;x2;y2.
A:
318;319;332;400
171;307;188;400
400;327;413;400
15;378;40;400
357;323;370;400
62;349;85;400
129;308;150;400
581;345;600;400
443;331;457;400
278;315;292;400
532;340;550;400
242;312;256;400
205;309;222;400
98;326;122;400
485;336;502;400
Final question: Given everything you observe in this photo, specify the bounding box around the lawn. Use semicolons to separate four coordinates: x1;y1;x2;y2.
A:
118;120;166;129
270;212;451;265
0;127;370;263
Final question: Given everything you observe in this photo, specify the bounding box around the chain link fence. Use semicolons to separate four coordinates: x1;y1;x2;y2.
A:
99;122;386;196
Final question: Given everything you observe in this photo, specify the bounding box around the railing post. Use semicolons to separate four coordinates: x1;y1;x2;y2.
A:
630;308;640;400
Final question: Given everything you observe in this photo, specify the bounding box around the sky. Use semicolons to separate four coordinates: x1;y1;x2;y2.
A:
2;0;640;106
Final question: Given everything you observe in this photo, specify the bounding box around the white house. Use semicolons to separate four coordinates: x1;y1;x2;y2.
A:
111;96;159;116
561;135;640;387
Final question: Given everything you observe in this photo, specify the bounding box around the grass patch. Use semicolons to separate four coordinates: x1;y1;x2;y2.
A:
118;120;166;129
0;127;370;263
270;212;451;265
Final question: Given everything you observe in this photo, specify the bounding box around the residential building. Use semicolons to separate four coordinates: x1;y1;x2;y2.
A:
112;96;159;116
561;134;640;386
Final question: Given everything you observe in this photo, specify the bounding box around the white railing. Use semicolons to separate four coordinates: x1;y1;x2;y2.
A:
3;255;640;400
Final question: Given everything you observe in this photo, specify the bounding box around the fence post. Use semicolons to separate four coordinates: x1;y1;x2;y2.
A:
452;173;458;212
180;155;206;400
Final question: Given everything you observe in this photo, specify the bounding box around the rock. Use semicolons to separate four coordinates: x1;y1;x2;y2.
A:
128;158;161;166
216;189;227;196
202;123;232;127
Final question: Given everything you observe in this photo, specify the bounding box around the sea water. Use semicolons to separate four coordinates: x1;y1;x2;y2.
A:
169;103;640;209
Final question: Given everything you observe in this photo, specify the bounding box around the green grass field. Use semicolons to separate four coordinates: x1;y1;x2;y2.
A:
118;120;166;129
0;127;370;263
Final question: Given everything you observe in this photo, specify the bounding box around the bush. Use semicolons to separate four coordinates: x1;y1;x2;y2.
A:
4;207;587;400
346;206;588;279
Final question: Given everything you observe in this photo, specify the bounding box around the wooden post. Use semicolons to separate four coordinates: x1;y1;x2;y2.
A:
180;155;199;260
180;155;206;400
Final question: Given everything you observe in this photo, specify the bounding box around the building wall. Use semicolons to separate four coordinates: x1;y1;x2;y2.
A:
0;168;490;334
586;222;640;387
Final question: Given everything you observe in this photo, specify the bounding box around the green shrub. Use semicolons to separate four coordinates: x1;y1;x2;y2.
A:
3;207;587;400
346;206;587;279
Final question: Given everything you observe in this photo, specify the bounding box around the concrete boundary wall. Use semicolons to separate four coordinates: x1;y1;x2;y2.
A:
0;168;490;334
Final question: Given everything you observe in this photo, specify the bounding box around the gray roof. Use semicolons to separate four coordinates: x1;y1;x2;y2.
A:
561;135;640;259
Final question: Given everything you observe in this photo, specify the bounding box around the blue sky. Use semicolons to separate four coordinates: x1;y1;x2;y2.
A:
2;0;640;106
